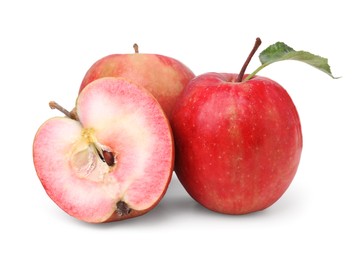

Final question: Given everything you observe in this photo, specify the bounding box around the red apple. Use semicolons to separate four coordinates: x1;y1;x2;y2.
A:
171;39;303;214
33;77;174;223
79;44;195;118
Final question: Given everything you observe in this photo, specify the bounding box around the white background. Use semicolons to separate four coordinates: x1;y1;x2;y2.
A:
1;0;357;259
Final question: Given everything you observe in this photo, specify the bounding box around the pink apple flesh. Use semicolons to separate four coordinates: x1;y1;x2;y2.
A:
171;73;302;214
79;52;195;118
33;77;174;223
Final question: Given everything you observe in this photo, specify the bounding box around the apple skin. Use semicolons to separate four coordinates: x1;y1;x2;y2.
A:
171;73;302;214
79;52;195;118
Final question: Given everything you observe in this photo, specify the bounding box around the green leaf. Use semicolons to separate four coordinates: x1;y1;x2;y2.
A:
244;41;339;81
259;42;295;64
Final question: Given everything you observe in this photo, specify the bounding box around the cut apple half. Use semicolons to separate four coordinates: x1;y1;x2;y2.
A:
33;77;174;223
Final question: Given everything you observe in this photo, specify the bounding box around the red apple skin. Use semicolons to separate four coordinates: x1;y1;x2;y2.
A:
79;53;195;118
171;73;302;214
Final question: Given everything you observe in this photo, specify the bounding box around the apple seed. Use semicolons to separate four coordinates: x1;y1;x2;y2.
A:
103;150;115;166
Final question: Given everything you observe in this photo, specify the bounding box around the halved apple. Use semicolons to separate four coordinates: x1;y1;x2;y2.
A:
33;77;174;223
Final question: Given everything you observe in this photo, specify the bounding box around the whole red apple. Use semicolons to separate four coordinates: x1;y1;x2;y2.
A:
79;44;195;118
170;38;317;214
171;72;302;214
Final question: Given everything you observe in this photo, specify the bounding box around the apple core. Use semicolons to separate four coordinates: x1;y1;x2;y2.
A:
69;127;115;182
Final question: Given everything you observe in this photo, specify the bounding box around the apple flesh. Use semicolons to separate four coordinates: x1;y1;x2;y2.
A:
33;77;174;223
171;73;302;214
79;46;195;118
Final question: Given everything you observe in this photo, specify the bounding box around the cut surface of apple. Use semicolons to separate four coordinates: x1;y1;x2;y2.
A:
33;77;174;223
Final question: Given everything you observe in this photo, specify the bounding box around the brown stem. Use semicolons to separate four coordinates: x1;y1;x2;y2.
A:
49;101;78;120
133;43;139;53
237;37;262;82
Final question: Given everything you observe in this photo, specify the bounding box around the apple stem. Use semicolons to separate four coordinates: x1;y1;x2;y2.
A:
133;43;139;53
49;101;78;120
237;37;262;82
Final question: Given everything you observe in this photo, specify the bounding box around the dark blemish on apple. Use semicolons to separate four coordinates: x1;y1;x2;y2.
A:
116;201;132;216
